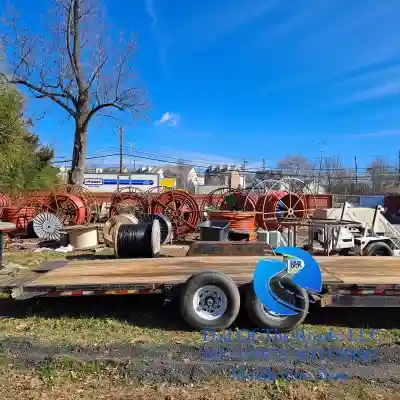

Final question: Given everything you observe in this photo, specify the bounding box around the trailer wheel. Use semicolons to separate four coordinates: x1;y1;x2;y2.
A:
244;281;309;333
363;241;393;256
180;271;240;330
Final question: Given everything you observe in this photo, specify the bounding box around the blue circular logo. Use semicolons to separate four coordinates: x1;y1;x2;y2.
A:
253;247;322;316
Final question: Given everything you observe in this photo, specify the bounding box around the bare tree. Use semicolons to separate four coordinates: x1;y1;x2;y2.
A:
322;156;350;193
277;155;312;178
1;0;150;184
367;157;394;194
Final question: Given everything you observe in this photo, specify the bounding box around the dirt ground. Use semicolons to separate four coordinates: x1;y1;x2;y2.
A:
1;247;400;399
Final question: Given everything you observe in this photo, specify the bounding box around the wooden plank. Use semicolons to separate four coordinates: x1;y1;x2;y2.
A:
0;272;41;289
31;260;70;272
186;241;274;257
24;256;400;288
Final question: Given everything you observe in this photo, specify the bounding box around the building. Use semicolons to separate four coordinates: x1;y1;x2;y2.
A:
134;164;199;191
204;165;244;188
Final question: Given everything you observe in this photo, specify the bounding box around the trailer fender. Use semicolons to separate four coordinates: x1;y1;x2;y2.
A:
180;271;241;331
244;281;309;333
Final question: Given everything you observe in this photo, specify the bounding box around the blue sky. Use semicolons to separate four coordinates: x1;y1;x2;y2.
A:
4;0;400;170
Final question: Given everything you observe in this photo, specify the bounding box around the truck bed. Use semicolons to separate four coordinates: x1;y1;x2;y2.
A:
1;256;400;295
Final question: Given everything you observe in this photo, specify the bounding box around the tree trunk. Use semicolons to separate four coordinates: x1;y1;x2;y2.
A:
69;103;89;185
68;87;90;186
69;123;87;185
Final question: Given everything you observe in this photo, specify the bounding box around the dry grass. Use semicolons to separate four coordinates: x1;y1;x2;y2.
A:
0;361;396;400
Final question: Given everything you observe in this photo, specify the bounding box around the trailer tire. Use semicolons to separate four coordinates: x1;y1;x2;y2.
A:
244;281;309;333
363;241;393;256
180;271;240;331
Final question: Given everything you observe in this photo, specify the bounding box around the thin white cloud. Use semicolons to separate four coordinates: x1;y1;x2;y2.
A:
176;0;278;48
347;82;400;103
351;130;400;138
155;112;181;126
302;1;400;75
255;1;333;46
341;65;400;86
144;0;158;27
144;0;170;76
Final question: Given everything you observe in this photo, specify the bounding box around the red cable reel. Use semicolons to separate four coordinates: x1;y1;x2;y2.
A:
151;189;200;238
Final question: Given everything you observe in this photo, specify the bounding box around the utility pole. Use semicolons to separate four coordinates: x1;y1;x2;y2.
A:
354;157;358;187
398;150;400;182
119;125;124;174
242;158;248;188
130;143;133;173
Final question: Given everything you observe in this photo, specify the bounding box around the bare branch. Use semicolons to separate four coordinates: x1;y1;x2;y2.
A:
10;78;75;115
85;102;123;125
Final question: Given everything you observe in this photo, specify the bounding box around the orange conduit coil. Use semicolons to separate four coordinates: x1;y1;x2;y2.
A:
209;210;257;241
1;206;36;229
221;191;261;212
43;194;87;225
0;193;11;218
151;190;201;238
256;191;306;230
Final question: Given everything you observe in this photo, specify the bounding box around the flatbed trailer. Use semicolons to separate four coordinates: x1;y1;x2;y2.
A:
1;254;400;332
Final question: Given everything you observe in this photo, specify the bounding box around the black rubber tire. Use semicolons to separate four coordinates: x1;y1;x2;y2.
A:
180;271;241;331
244;281;309;333
363;241;393;256
339;248;353;256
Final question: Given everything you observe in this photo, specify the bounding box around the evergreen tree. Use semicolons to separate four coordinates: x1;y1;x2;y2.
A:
0;77;58;192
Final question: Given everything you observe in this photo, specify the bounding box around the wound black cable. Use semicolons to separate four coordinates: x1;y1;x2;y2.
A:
115;220;161;259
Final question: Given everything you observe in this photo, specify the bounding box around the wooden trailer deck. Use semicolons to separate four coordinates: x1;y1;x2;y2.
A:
1;256;399;291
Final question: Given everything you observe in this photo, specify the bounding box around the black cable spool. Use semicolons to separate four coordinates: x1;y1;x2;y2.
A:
139;213;173;244
115;219;161;259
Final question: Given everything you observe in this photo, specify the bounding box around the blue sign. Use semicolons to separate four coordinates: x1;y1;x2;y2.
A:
253;247;322;316
103;179;154;185
83;178;154;186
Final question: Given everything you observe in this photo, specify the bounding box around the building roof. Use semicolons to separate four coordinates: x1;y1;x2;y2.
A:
164;165;196;177
133;164;196;177
205;165;242;173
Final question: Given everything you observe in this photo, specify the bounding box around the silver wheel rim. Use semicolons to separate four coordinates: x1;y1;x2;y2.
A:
193;285;228;321
262;306;288;320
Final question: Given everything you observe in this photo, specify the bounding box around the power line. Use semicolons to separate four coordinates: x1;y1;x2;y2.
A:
52;151;400;179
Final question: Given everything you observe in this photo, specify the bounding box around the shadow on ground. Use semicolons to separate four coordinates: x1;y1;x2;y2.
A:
1;294;400;332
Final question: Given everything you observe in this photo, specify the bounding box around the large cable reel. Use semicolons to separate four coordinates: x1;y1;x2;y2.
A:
32;212;63;241
102;213;139;247
139;213;173;245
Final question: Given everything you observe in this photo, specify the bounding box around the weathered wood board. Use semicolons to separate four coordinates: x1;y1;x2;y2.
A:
186;241;274;257
23;256;400;288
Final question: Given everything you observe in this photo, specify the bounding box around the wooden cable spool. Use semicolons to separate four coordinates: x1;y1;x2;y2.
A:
208;210;257;241
114;219;161;259
102;213;139;246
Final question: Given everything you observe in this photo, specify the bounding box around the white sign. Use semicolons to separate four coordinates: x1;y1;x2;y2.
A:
83;178;103;187
286;258;305;274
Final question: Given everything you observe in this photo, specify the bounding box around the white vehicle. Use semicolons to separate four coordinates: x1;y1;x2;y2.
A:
313;203;400;256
